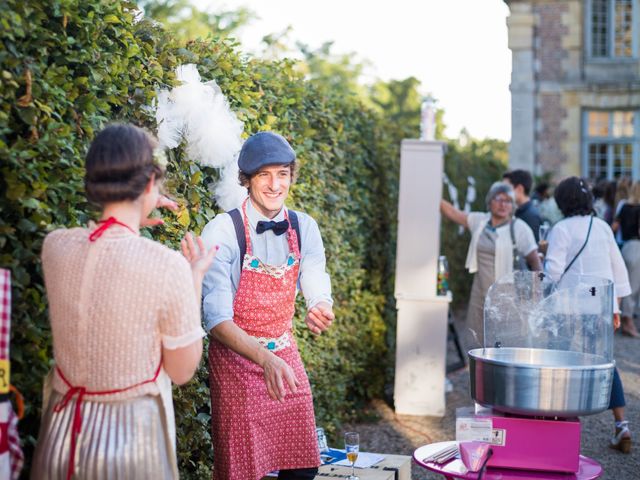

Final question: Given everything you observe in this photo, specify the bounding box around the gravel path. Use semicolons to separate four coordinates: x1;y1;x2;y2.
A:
342;312;640;479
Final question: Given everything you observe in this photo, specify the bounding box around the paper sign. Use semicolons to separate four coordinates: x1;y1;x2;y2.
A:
0;360;8;394
456;416;493;443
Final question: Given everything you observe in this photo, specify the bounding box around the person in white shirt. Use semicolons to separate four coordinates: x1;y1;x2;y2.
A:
440;181;541;349
545;176;632;454
201;131;334;479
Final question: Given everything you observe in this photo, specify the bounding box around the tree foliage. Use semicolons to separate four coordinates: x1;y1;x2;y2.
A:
296;41;370;99
137;0;254;41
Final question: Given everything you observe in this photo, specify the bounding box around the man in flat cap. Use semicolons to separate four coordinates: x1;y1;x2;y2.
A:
201;131;334;479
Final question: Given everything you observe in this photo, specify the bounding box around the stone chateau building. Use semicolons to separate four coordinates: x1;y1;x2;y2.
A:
506;0;640;181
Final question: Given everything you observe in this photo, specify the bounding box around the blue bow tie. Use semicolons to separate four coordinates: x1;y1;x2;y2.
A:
256;219;289;235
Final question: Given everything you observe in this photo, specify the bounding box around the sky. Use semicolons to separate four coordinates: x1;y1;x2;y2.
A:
194;1;512;141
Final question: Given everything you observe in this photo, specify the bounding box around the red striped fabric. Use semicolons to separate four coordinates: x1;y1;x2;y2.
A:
0;269;10;359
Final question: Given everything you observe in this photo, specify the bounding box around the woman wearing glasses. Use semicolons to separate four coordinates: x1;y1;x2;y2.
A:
440;181;541;348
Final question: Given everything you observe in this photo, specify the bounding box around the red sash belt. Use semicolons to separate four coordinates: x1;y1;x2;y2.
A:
54;362;163;480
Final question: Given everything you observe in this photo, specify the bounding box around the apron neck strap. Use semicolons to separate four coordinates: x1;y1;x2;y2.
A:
89;217;136;242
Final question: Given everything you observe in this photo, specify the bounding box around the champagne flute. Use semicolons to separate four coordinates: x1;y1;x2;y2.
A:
539;222;550;242
538;222;551;258
344;432;360;480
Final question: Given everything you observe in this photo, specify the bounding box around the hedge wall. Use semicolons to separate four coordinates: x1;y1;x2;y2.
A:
1;1;399;477
1;1;508;476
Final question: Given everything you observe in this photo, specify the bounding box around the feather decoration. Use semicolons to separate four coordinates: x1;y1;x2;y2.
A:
155;64;247;211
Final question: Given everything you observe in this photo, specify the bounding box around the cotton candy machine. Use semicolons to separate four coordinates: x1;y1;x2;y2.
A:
469;271;615;417
461;272;613;475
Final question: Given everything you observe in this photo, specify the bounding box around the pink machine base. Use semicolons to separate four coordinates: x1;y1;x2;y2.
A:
476;412;581;473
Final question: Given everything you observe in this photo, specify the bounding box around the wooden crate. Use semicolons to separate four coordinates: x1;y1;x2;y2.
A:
316;454;411;480
261;454;412;480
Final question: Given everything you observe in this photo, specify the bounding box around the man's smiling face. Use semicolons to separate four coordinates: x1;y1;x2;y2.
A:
248;164;292;219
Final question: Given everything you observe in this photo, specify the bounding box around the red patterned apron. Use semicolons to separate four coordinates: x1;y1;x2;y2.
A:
208;200;320;480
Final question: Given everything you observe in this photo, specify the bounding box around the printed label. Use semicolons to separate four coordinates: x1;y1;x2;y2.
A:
456;417;493;443
0;360;8;394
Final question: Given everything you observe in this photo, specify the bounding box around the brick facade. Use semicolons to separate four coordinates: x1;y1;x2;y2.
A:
538;93;567;171
534;2;568;82
507;0;640;179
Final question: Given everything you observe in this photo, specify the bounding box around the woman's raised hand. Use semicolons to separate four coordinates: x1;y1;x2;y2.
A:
141;195;179;227
180;232;218;281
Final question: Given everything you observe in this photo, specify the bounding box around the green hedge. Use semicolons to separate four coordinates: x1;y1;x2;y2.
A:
1;1;507;476
1;1;399;477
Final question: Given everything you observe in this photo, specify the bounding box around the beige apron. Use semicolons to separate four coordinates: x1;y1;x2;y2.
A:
31;368;179;480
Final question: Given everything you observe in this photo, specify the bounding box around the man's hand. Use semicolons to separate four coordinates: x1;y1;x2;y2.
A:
141;195;179;227
614;313;621;330
262;353;299;402
305;301;334;335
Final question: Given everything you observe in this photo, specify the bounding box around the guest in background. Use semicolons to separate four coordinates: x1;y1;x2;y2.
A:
440;181;541;348
613;177;631;247
593;179;609;220
503;169;543;242
603;180;618;225
614;180;640;338
533;183;563;225
531;182;549;207
545;176;632;454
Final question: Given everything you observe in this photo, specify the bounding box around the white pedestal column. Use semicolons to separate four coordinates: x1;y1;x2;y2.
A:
394;140;449;416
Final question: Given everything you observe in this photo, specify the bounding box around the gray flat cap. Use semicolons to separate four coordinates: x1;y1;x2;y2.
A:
237;131;296;175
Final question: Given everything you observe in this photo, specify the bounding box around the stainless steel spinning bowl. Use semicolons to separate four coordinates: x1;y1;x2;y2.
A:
469;348;614;417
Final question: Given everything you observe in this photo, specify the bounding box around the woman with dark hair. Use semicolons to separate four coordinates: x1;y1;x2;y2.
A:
603;180;618;225
545;176;632;454
441;181;541;348
31;124;217;479
614;180;640;337
592;178;608;219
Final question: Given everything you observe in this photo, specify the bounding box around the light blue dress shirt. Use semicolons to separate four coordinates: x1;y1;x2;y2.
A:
200;199;333;331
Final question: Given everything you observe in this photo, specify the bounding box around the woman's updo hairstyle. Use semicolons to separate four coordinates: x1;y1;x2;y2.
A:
554;176;594;217
85;124;164;206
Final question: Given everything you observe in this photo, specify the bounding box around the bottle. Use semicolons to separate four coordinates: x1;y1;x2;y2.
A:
420;96;436;141
437;255;449;296
316;427;330;453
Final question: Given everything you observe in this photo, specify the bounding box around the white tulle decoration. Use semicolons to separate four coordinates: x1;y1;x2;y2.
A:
443;173;477;235
155;64;247;211
461;176;477;235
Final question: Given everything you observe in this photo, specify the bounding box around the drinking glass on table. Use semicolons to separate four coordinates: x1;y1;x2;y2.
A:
344;432;360;480
539;222;550;242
